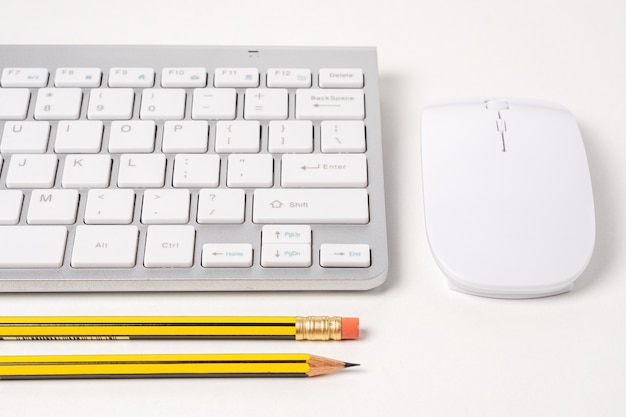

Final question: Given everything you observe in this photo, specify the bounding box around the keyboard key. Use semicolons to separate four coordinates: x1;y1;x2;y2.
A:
61;155;112;188
1;68;48;87
0;88;30;120
253;189;369;224
215;121;260;153
117;154;166;188
172;154;220;188
280;154;367;187
87;88;135;120
84;189;135;224
108;121;156;153
191;88;237;120
162;121;208;153
262;225;311;244
0;190;24;224
141;189;190;224
34;88;83;120
0;226;67;268
214;67;259;87
320;121;366;153
295;89;365;120
227;154;273;188
109;67;154;87
1;121;50;153
320;244;370;267
54;121;103;153
202;243;252;267
26;189;79;224
244;88;288;120
261;243;311;267
54;68;101;87
144;225;195;267
268;121;313;153
161;67;207;87
71;225;139;268
266;68;311;88
197;189;245;224
5;154;57;188
140;88;186;120
319;68;363;88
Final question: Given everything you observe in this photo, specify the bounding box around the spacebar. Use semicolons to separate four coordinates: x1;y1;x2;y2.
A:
0;226;68;268
253;189;369;224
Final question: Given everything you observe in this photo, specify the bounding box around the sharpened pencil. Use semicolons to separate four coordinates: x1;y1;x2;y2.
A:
0;353;359;379
0;316;359;341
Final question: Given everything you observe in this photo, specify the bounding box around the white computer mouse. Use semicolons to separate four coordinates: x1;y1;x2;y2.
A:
421;98;595;298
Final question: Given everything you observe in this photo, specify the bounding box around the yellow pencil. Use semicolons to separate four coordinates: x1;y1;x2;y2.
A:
0;353;358;379
0;316;359;341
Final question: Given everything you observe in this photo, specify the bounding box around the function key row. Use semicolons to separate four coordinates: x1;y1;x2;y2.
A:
1;67;364;89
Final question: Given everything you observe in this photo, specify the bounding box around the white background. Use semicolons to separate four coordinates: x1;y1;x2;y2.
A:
1;0;626;415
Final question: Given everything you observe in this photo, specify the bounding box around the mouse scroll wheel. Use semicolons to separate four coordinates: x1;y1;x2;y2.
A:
485;99;509;110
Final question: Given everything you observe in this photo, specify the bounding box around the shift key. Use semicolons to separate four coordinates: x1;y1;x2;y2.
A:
253;189;369;224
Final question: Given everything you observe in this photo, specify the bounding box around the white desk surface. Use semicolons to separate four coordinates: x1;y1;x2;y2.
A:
1;1;625;415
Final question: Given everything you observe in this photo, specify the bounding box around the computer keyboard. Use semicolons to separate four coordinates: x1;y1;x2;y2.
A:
0;45;388;292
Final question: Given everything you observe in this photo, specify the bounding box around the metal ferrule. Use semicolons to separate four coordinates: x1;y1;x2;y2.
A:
295;316;342;341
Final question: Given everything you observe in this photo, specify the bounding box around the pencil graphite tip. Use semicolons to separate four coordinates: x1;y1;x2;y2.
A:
343;362;360;368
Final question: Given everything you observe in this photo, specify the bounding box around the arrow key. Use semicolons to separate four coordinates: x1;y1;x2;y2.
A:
320;244;370;267
202;243;253;267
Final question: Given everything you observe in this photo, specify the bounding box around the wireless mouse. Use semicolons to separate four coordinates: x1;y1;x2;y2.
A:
421;98;595;298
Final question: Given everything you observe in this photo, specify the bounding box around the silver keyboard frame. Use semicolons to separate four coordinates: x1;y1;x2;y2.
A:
0;45;388;292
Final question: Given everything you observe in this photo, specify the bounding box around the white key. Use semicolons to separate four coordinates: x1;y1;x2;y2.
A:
87;88;135;120
0;88;30;120
54;120;103;153
295;89;365;120
27;189;79;224
117;154;166;188
281;154;367;187
108;121;156;153
319;68;364;88
108;67;154;87
244;88;288;120
144;225;195;267
268;121;313;153
191;88;237;120
215;121;260;153
0;190;24;224
71;225;139;268
61;155;112;188
214;67;259;87
1;68;48;88
140;89;185;120
321;121;366;153
34;88;82;120
253;189;369;224
320;244;371;267
262;225;311;244
227;154;273;188
162;121;208;153
0;226;67;268
161;68;207;87
54;68;101;87
5;154;57;188
202;244;252;267
197;189;245;224
172;154;220;188
266;68;311;88
84;189;135;224
141;189;190;224
261;244;311;267
1;121;50;153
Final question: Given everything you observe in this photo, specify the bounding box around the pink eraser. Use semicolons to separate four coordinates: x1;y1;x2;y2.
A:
341;317;360;340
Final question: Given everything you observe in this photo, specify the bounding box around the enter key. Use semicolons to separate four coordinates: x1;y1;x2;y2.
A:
281;154;367;187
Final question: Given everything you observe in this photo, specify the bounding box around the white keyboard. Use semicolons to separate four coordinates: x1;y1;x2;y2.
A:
0;45;388;291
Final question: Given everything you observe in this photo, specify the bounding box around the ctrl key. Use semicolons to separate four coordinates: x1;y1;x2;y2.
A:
0;226;67;268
